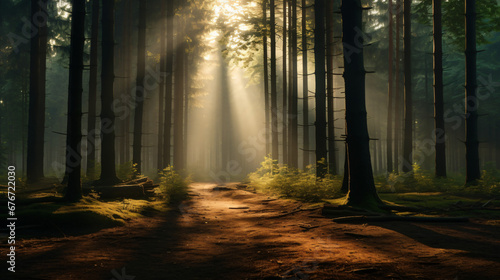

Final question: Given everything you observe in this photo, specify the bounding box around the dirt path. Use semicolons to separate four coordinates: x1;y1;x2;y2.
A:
6;182;500;279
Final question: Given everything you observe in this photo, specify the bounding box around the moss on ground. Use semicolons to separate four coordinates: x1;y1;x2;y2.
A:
0;196;169;238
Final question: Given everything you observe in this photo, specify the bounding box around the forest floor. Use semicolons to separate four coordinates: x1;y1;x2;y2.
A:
3;182;500;280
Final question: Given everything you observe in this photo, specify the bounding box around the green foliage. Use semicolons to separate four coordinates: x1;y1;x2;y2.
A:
378;164;500;196
158;166;190;203
82;162;101;184
415;0;500;49
248;157;342;202
117;161;137;181
478;162;500;195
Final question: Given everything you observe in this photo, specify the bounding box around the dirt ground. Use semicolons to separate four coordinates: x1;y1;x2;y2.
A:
4;182;500;280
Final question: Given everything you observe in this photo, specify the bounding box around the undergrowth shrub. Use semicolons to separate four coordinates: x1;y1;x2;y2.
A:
82;162;101;184
378;163;500;196
117;161;137;181
158;166;190;203
248;157;342;202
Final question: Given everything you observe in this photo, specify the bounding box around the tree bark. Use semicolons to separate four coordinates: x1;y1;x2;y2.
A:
98;0;120;185
402;0;413;173
173;17;186;171
122;0;132;164
132;0;147;174
263;0;270;157
65;0;86;201
326;0;336;175
184;51;189;166
157;0;166;170
86;0;99;178
27;0;47;182
301;0;310;168
342;0;382;207
314;0;327;177
163;0;174;168
394;0;402;173
433;0;447;178
465;0;480;183
270;0;279;161
288;0;299;168
386;0;394;174
282;0;288;165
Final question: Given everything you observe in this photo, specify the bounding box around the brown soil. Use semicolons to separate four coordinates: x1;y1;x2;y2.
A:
5;182;500;280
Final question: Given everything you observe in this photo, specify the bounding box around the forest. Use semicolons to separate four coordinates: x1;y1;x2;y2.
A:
1;0;500;279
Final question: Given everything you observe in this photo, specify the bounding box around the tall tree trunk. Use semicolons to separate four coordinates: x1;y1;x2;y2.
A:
402;0;413;173
132;0;147;174
124;0;132;163
157;0;166;170
433;0;446;178
184;52;189;166
98;0;120;185
38;0;47;171
465;0;480;183
263;0;270;157
326;0;336;175
87;0;99;178
27;0;47;182
288;0;299;168
65;0;86;201
270;0;279;161
342;0;382;207
386;0;394;174
282;0;288;165
314;0;327;177
163;0;174;168
173;19;186;171
220;54;232;171
394;0;402;173
301;0;310;168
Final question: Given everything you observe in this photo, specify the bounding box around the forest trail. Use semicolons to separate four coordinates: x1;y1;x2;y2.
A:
11;182;500;280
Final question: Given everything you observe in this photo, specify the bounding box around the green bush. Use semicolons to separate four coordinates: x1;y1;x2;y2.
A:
117;161;137;181
158;166;190;203
377;163;500;196
248;157;342;202
82;161;101;183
